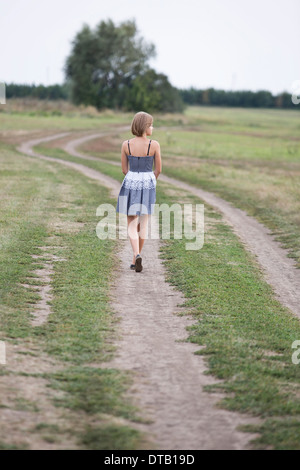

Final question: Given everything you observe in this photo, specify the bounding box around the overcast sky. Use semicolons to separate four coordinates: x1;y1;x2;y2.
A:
1;0;299;94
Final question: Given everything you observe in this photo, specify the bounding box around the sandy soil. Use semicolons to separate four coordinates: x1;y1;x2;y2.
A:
100;214;262;450
0;339;82;449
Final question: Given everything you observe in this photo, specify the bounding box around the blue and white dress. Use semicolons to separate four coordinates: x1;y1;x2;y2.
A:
116;139;157;216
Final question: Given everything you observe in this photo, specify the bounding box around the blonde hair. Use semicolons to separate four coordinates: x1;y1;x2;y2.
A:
131;111;153;137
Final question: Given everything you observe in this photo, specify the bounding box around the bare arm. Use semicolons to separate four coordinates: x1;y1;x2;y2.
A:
121;141;129;175
154;142;162;180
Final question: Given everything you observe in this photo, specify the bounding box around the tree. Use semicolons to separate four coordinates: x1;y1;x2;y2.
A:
124;69;185;113
64;18;156;110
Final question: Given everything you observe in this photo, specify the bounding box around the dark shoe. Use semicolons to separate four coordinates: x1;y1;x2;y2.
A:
130;264;136;270
135;254;143;272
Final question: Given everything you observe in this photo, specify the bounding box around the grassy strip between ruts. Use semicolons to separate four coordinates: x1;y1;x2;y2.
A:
0;141;151;450
33;143;300;450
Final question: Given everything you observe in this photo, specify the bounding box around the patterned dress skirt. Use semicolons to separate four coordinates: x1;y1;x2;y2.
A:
116;154;156;216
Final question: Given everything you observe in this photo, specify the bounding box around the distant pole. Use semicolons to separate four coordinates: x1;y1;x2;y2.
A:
46;67;50;85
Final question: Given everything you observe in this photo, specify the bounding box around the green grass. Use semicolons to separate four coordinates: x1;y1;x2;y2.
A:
36;116;300;270
45;366;141;420
154;160;300;267
0;103;130;132
158;197;300;450
239;418;300;450
79;424;143;450
121;108;300;266
183;105;300;137
2;104;300;449
0;441;29;450
32;141;300;449
0;141;147;449
48;104;299;268
36;225;118;365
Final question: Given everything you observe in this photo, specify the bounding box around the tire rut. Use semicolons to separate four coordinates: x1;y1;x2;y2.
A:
16;131;265;450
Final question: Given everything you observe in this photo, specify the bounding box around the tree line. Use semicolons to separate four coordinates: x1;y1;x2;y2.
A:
178;87;296;109
4;19;298;112
6;82;296;111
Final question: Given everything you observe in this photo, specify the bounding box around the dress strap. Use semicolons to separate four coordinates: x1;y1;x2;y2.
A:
127;140;131;155
147;140;152;156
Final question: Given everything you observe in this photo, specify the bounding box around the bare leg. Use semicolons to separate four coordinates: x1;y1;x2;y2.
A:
127;215;139;264
138;214;149;254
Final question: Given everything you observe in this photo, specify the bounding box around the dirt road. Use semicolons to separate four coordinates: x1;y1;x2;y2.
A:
59;131;300;320
17;131;265;449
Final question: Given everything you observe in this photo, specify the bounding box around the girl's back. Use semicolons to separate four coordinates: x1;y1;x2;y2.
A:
127;137;157;157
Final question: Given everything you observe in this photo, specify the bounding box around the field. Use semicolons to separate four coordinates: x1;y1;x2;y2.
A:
0;99;300;449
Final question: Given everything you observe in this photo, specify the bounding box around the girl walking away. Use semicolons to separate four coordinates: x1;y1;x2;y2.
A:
116;111;162;272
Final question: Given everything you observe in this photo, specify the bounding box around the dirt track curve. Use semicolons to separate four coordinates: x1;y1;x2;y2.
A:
61;130;300;319
16;128;299;449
